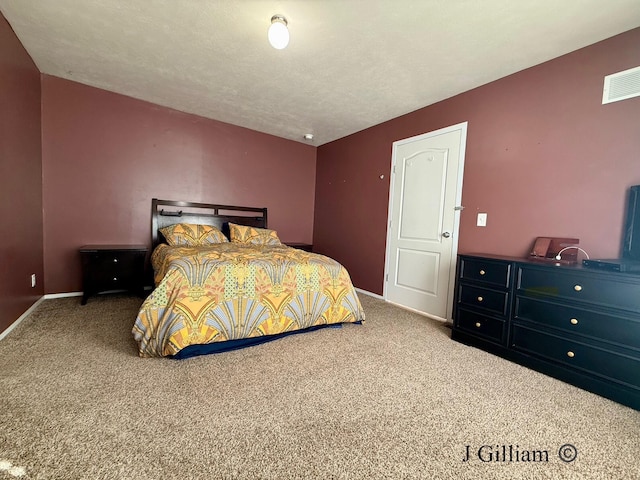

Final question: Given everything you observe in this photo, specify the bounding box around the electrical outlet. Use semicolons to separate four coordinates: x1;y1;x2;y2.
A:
477;213;487;227
31;274;36;288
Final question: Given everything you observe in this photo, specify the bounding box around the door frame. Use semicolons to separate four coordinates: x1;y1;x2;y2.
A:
383;121;468;321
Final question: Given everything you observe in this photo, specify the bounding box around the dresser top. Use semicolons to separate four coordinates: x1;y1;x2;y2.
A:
460;252;640;278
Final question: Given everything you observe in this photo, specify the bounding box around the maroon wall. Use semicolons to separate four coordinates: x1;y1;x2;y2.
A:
42;76;316;294
314;28;640;295
0;14;44;334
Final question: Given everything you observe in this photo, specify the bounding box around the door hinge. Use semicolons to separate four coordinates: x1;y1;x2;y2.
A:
454;205;465;211
385;273;388;282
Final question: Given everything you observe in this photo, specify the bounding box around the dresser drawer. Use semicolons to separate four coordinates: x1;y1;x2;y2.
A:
514;296;640;352
456;308;505;343
458;284;509;316
459;257;511;288
511;325;640;390
517;266;640;313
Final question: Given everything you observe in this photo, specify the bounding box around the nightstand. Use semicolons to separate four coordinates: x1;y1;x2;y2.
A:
285;243;313;252
79;245;148;305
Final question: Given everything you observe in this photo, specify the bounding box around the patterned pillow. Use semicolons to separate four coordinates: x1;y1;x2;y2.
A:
159;223;228;246
229;223;282;246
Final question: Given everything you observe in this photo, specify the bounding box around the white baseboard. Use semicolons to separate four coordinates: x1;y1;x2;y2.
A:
355;288;384;300
385;299;451;323
355;288;452;324
0;296;45;342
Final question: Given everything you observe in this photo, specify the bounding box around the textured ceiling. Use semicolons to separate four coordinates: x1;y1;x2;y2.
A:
1;1;639;145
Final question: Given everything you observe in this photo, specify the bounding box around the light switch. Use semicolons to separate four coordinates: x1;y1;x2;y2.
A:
477;213;487;227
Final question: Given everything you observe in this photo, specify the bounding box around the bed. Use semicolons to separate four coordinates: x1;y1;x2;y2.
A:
132;199;365;358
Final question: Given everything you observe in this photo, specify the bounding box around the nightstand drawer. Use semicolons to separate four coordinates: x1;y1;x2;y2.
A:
514;296;640;352
511;325;640;389
517;266;640;313
458;284;509;316
92;251;138;269
87;252;139;279
459;257;511;288
456;309;505;343
90;269;134;288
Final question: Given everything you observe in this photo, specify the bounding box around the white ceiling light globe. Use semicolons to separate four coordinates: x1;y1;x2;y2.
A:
268;16;289;50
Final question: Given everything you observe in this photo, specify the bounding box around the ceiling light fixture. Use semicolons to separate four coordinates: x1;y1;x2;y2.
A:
268;15;289;50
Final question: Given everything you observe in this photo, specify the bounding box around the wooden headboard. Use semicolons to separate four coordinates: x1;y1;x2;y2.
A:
151;198;268;250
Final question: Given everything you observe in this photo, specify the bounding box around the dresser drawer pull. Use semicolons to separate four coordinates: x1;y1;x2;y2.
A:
573;285;582;292
475;322;481;328
113;277;118;281
570;318;579;325
477;296;484;302
567;351;575;358
479;270;486;276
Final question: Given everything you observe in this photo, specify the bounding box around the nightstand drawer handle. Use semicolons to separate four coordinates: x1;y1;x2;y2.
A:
477;296;484;302
567;351;575;358
574;285;582;292
475;322;481;328
570;318;579;325
479;270;486;276
113;258;118;263
113;277;118;281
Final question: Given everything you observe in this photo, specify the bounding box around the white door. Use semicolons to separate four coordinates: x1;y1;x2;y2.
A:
384;122;467;320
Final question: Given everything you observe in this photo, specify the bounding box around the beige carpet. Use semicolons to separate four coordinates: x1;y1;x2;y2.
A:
0;294;639;480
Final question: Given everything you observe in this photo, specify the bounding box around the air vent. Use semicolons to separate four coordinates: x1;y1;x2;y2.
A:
602;66;640;104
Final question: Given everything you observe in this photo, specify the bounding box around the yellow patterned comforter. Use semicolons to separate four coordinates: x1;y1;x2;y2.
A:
132;243;365;357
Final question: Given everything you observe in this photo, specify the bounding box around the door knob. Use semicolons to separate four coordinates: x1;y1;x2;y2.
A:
442;232;451;238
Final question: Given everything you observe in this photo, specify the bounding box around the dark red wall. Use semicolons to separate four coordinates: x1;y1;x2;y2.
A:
0;14;43;334
314;28;640;295
42;76;316;294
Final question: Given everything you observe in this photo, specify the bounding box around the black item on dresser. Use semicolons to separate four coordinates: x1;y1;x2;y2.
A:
452;253;640;410
623;185;640;260
581;185;640;273
80;245;148;305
